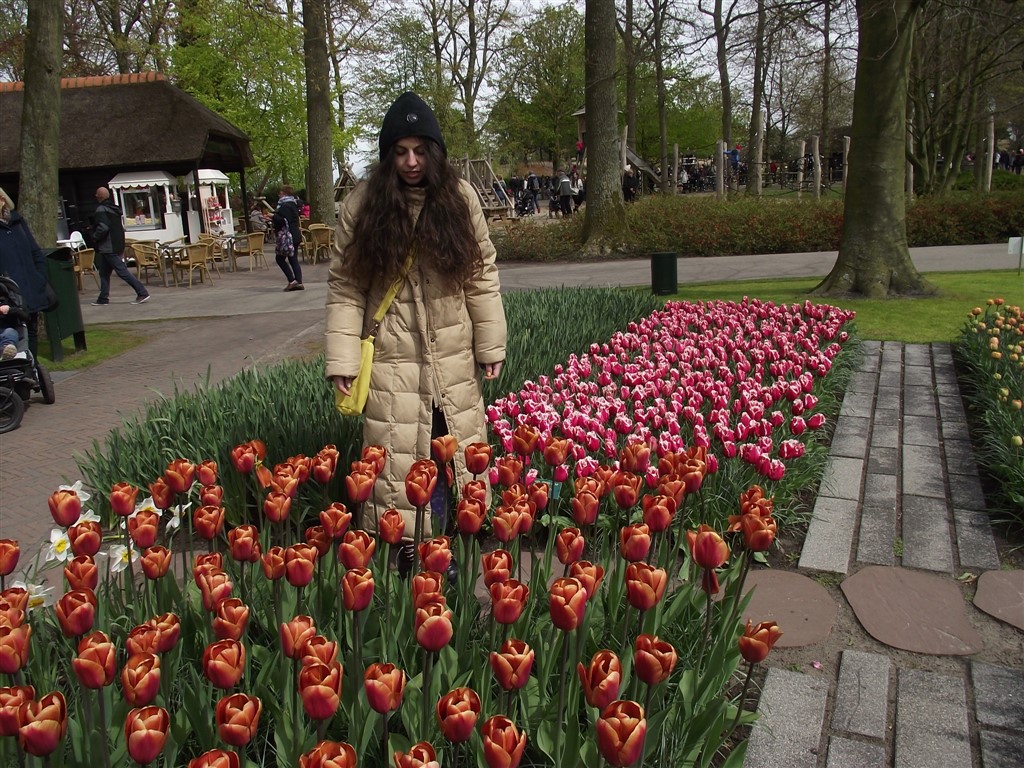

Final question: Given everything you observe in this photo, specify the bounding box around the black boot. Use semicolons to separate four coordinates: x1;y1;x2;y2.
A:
397;543;416;580
445;555;459;587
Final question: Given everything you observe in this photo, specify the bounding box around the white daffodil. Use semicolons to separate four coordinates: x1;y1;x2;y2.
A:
165;501;191;534
75;509;101;525
107;543;139;573
10;580;56;611
58;480;91;504
135;496;159;515
45;527;72;563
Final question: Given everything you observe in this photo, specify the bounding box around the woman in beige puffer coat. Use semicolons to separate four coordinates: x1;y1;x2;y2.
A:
325;92;507;540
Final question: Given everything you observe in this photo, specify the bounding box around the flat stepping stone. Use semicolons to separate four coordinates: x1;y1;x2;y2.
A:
742;570;837;648
973;570;1024;631
841;566;983;654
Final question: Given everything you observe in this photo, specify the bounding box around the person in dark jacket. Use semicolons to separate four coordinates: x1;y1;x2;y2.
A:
91;186;150;305
0;186;48;356
274;185;304;291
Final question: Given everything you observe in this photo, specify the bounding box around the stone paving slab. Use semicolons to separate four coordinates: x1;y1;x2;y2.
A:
903;344;931;367
951;507;1000;570
901;494;953;573
863;473;897;509
742;570;838;647
875;386;901;413
840;392;875;419
832;650;891;738
857;504;897;565
848;370;878;394
943;438;977;476
799;496;858;573
745;668;828;768
973;570;1024;631
830;417;870;459
871;417;899;449
895;669;971;768
971;661;1024;730
948;472;986;510
903;363;933;388
979;730;1024;768
902;445;946;498
903;387;936;416
825;736;887;768
866;445;898;475
902;415;939;446
819;456;865;500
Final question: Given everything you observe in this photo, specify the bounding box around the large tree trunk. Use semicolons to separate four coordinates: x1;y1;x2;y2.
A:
816;0;933;298
19;0;63;245
302;0;335;224
581;0;627;246
654;0;669;192
714;0;732;148
622;0;637;152
747;0;766;196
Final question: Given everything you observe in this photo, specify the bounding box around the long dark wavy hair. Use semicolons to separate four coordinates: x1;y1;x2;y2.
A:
344;139;483;289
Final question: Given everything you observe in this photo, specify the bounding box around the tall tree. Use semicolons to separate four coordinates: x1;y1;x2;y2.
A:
302;0;334;223
816;0;932;298
19;0;63;244
582;0;628;246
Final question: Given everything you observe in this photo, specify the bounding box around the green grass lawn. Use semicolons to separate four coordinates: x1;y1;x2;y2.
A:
38;326;148;371
671;270;1024;343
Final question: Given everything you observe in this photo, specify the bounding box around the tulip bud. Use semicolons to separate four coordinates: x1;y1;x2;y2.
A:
17;691;67;757
633;634;678;686
319;503;351;539
140;546;172;580
64;554;99;591
338;530;376;569
435;686;480;742
109;482;140;516
227;526;261;563
464;442;493;475
364;662;406;714
394;741;440;768
298;662;342;720
480;715;527;768
619;524;651;562
55;589;97;637
596;700;646;767
48;489;82;527
489;638;534;691
738;619;783;664
0;685;35;737
280;615;316;659
67;521;102;557
0;623;31;674
215;692;262;747
577;649;621;709
124;705;170;765
284;543;318;588
190;749;241;768
431;434;459;464
549;577;587;631
624;562;667;611
481;548;513;588
164;459;195;495
341;567;374;612
213;598;250;641
379;508;406;545
489;579;529;625
121;653;161;706
261;546;285;580
405;459;438;507
414;600;453;652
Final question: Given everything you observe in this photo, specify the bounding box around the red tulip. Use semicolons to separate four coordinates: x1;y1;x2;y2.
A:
510;424;539;457
739;514;777;552
341;567;375;612
414;600;453;652
164;458;195;494
569;560;605;598
194;505;226;540
216;692;262;747
0;599;23;629
227;525;261;563
436;686;480;743
301;635;339;668
405;459;438;507
596;700;647;767
338;530;376;569
571;490;600;526
359;444;386;473
141;546;172;580
124;705;170;765
319;503;351;539
687;524;730;570
201;484;225;507
72;631;116;688
464;441;493;475
298;661;342;720
634;634;678;686
480;715;527;768
624;562;667;611
555;527;585;565
738;620;783;663
418;536;452;573
110;482;140;516
378;508;406;544
456;497;487;535
125;509;158;548
542;436;570;466
203;639;246;689
213;598;250;641
482;548;513;588
231;442;258;473
147;477;175;510
299;740;357;768
431;434;459;464
394;741;440;768
549;577;587;631
197;568;234;612
311;453;336;485
364;662;406;713
489;638;534;690
411;571;446;608
0;685;34;737
641;495;676;533
0;587;28;614
463;479;488;503
121;653;161;706
280;615;317;659
149;613;181;653
48;488;82;527
55;588;96;637
578;649;621;710
619;441;651;474
619;524;651;562
284;543;318;588
0;540;18;577
190;749;241;768
610;471;643;509
494;455;524;487
125;624;161;656
345;470;376;505
261;546;285;580
17;691;67;757
196;459;218;486
64;554;99;590
489;579;529;625
195;552;224;573
263;491;291;523
67;521;102;556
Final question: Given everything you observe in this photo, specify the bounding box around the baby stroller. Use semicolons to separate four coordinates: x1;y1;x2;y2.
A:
515;192;536;217
0;275;55;433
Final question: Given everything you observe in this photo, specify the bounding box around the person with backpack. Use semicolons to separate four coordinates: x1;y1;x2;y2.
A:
91;186;150;306
527;172;540;213
274;185;304;291
557;169;573;217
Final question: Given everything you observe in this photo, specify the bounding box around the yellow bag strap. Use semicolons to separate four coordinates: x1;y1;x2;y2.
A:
371;249;415;327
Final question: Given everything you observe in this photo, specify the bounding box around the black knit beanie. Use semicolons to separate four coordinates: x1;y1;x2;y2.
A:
378;92;447;160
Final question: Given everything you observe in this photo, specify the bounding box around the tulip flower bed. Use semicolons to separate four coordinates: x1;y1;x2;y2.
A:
955;298;1024;529
0;296;856;767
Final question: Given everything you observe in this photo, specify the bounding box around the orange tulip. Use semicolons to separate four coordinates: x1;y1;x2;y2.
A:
571;489;600;526
464;442;492;475
203;639;246;689
481;548;513;588
213;598;250;641
542;436;570;466
574;475;605;498
128;509;160;549
338;530;376;569
738;484;773;517
140;546;172;580
549;577;587;631
124;705;170;765
455;497;487;535
190;749;240;768
641;494;676;533
619;524;651;563
0;685;34;737
619;441;651;474
414;600;453;652
492;505;524;544
418;536;452;573
596;700;647;767
593;465;616;496
738;620;783;664
493;455;523;487
361;444;387;473
405;459;438;507
529;481;549;511
431;434;459;464
284;543;318;588
72;631;116;688
555;528;585;565
578;649;621;710
298;661;342;720
511;424;539;457
739;513;777;552
299;740;357;768
394;741;440;768
624;562;667;611
1;587;29;614
227;526;261;563
436;686;480;743
125;624;161;656
110;482;140;516
216;692;262;747
311;453;336;485
633;634;678;686
0;539;18;577
17;691;67;757
68;521;102;557
197;568;234;612
462;479;488;503
48;488;82;526
411;571;446;608
489;638;534;691
489;579;529;625
687;524;731;570
148;477;175;510
263;491;292;523
121;652;161;706
0;599;23;628
230;442;259;473
364;662;406;713
319;503;351;539
480;715;527;768
341;567;374;612
195;552;224;573
194;505;226;540
196;459;219;486
610;471;643;509
64;554;99;590
300;635;339;668
55;588;96;637
378;508;406;545
164;458;196;494
656;473;685;507
280;615;317;659
201;484;225;507
149;612;181;653
345;469;376;505
261;546;285;580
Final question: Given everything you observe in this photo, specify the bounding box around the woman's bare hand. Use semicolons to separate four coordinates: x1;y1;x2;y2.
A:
332;376;355;396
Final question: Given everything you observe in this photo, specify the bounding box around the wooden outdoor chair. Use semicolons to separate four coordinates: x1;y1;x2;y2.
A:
307;224;333;264
175;242;215;287
73;248;98;291
232;231;267;270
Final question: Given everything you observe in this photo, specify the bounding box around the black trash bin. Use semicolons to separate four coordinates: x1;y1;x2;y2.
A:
650;252;678;295
43;247;87;362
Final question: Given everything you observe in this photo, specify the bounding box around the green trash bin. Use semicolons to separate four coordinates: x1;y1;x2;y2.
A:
650;252;677;295
43;247;87;362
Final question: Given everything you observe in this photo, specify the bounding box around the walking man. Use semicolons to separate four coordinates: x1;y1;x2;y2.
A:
92;186;150;305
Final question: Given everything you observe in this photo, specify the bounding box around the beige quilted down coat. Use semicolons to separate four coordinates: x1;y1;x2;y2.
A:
325;179;507;536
